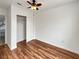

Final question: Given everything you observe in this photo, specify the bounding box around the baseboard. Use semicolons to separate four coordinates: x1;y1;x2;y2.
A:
10;39;79;56
17;39;26;44
30;39;79;56
11;39;26;51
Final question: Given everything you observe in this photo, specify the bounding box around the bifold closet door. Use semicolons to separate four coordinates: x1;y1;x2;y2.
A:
17;15;26;42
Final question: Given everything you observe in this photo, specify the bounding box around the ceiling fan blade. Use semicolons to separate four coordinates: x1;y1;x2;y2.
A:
36;8;39;10
36;3;42;7
27;6;31;8
17;3;23;6
27;1;32;5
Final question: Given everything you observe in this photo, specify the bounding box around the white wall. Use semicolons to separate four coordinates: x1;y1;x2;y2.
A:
34;2;79;54
15;5;34;42
7;7;11;48
0;8;7;15
7;4;34;50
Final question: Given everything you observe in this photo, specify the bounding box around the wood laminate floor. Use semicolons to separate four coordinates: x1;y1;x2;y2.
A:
0;40;79;59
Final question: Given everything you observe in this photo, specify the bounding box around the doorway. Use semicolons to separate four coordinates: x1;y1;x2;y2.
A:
17;15;26;43
0;15;5;45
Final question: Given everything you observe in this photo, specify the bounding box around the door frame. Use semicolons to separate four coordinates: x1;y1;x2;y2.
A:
17;15;27;42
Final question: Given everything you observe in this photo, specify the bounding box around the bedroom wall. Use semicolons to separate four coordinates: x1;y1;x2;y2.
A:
34;2;79;54
8;4;34;50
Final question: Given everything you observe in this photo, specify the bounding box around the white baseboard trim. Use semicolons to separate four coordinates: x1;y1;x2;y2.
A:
34;39;79;55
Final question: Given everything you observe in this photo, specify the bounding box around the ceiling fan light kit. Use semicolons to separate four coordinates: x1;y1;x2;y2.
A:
31;6;37;10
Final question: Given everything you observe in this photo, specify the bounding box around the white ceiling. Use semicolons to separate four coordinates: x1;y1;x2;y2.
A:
0;0;78;10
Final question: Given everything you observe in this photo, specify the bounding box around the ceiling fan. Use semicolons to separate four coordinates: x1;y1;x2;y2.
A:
27;0;42;10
